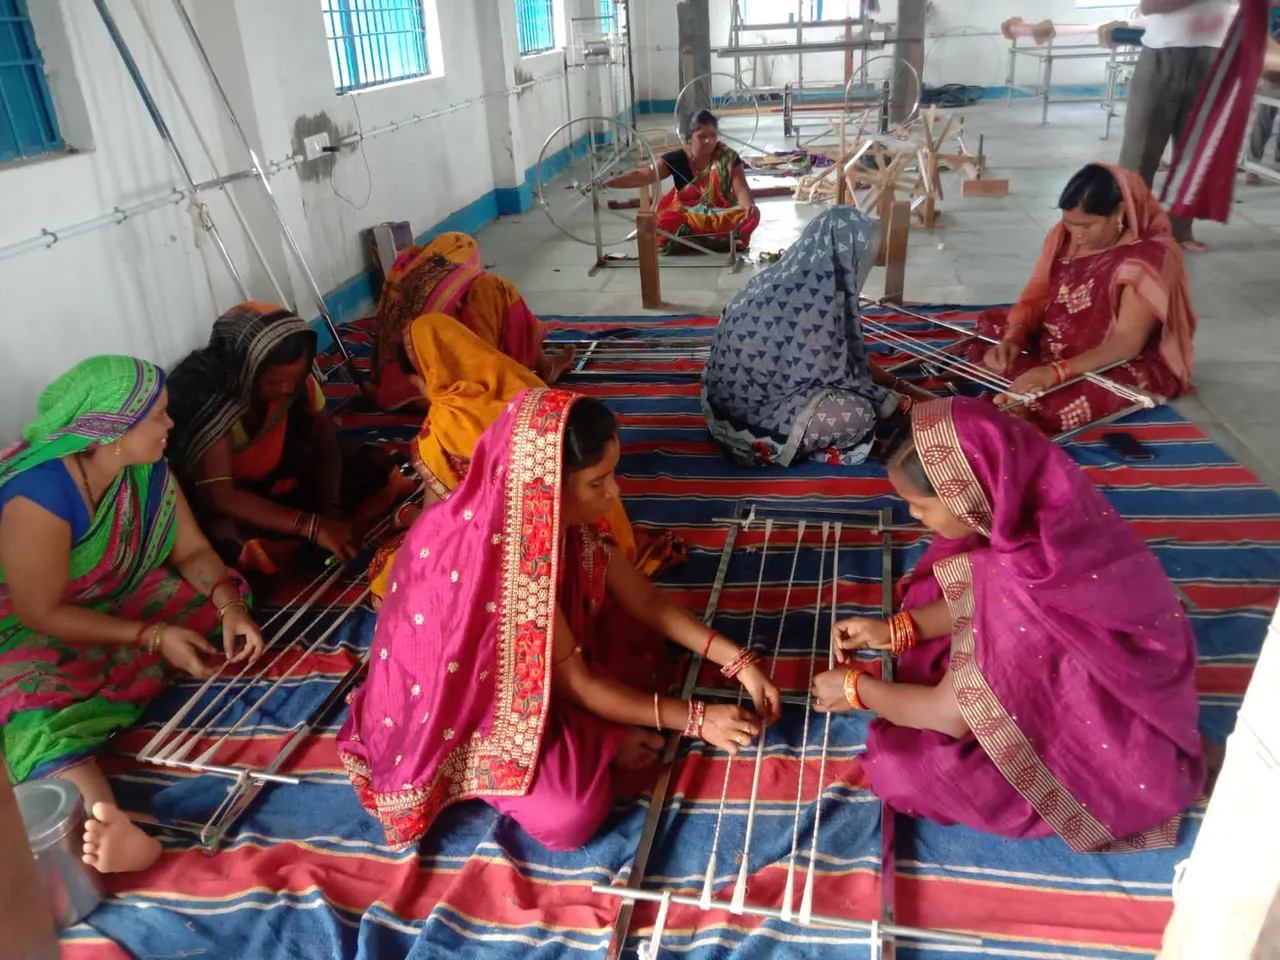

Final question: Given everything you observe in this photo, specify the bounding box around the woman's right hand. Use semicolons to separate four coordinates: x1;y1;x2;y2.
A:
315;518;358;562
983;339;1021;374
158;626;218;678
699;704;761;756
831;616;891;663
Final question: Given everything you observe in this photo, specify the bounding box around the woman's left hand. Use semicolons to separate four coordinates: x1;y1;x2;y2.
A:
220;604;265;664
812;668;855;713
737;663;782;726
831;616;890;662
1007;365;1059;398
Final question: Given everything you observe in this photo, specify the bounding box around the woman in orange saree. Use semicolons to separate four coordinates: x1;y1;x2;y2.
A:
974;163;1196;435
368;232;574;410
368;313;674;602
605;110;760;254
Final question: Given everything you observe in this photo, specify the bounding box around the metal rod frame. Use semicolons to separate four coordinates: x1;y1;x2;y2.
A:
126;495;418;852
602;503;976;957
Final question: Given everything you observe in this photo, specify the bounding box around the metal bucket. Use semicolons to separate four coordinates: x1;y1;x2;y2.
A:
15;779;104;928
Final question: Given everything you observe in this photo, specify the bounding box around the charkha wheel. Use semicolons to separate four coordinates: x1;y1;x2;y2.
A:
533;115;661;248
843;55;923;131
673;71;762;150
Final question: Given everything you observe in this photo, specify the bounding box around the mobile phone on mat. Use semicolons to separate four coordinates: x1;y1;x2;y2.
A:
1101;431;1154;461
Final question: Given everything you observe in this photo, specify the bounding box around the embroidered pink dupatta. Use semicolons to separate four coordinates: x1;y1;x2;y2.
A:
867;398;1204;852
338;387;593;849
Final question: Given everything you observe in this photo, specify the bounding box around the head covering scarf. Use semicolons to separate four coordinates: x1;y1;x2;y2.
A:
701;206;889;465
371;233;484;389
0;355;166;487
166;302;316;477
1008;163;1197;390
894;397;1203;851
338;387;608;849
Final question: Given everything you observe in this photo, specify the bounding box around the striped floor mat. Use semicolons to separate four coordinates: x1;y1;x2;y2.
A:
65;308;1280;960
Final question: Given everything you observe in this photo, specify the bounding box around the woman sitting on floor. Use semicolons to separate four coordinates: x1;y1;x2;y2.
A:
604;109;760;254
812;396;1205;851
167;302;416;578
976;163;1196;435
368;232;575;411
366;312;672;601
0;356;265;874
702;207;928;467
339;388;780;851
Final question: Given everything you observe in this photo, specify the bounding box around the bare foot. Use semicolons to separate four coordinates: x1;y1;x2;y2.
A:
613;728;664;771
1180;239;1208;253
538;345;578;385
1246;172;1263;186
82;801;161;874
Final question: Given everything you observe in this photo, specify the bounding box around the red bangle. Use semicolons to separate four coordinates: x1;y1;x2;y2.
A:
209;578;236;603
1050;360;1072;385
720;649;759;680
888;612;919;656
684;699;706;738
701;628;716;660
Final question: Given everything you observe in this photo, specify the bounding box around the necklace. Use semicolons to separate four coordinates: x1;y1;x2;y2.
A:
72;454;99;513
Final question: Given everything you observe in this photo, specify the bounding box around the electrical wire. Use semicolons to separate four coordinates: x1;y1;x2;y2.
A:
329;94;373;210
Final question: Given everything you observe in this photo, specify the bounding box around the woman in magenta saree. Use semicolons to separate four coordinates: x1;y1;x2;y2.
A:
813;397;1204;851
974;163;1196;436
338;388;781;851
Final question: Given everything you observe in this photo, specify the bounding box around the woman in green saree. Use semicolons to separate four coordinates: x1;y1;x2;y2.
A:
0;356;265;874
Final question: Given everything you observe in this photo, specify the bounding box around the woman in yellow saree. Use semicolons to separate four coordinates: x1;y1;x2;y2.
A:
605;109;760;254
368;313;674;601
368;233;574;410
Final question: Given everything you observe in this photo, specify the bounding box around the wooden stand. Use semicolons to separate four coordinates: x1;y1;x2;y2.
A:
637;179;661;308
882;201;911;305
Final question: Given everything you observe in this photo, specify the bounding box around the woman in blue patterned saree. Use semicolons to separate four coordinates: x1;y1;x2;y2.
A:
701;208;924;466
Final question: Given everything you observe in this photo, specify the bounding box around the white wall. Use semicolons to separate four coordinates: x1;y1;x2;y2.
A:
0;0;621;441
631;0;1141;105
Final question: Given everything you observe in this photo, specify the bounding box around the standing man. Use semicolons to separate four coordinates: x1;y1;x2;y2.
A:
1120;0;1233;251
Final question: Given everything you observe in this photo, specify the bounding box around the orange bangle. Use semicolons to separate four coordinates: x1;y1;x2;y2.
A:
888;612;919;656
844;668;867;710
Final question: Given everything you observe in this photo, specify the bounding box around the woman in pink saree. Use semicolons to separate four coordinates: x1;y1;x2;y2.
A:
813;397;1205;851
338;388;781;851
974;163;1196;436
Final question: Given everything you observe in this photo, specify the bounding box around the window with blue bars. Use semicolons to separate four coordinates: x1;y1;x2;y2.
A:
598;0;613;33
0;0;63;163
516;0;557;56
323;0;430;94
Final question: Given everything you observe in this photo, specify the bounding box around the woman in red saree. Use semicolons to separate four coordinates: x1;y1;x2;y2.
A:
606;109;760;254
973;163;1196;435
339;389;781;851
368;232;574;411
813;397;1205;851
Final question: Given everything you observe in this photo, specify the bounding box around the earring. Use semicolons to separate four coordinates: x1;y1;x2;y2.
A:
114;445;122;458
1116;219;1125;237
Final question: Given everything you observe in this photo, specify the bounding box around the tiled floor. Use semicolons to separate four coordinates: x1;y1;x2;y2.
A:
476;99;1280;489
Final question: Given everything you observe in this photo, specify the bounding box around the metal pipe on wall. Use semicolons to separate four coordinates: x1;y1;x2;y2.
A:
165;0;355;371
92;0;249;300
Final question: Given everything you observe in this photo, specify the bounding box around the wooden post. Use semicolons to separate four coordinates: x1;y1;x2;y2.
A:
883;200;911;306
837;112;848;205
637;179;661;308
844;18;854;86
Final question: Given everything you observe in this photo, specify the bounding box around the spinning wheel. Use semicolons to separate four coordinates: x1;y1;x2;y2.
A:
533;115;661;249
842;55;923;133
673;71;763;151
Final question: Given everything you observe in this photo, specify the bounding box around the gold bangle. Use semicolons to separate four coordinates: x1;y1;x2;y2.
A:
217;598;247;621
149;623;166;655
844;668;867;710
